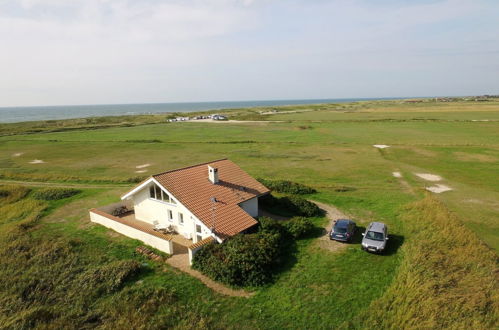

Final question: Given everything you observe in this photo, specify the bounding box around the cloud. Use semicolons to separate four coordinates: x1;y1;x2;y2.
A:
0;0;498;106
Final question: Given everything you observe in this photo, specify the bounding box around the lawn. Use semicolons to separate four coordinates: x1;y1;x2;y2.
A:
0;98;497;328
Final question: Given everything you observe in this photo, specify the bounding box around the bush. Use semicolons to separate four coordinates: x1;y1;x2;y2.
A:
32;188;81;201
258;216;288;236
258;178;316;195
260;194;322;217
0;185;31;204
192;232;281;287
283;217;315;239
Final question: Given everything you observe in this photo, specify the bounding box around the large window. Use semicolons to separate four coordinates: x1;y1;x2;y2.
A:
149;183;176;204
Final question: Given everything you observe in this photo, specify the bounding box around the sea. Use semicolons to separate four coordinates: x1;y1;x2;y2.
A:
0;98;401;123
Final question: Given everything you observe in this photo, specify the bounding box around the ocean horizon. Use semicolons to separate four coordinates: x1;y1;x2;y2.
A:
0;97;407;123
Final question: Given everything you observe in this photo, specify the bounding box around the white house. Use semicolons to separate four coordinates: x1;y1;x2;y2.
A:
89;159;270;263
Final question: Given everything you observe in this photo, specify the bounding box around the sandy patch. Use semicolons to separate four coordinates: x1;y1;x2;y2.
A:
135;170;147;173
373;144;390;149
392;171;402;178
29;159;45;164
426;184;452;193
136;164;150;169
415;173;442;181
311;200;352;253
12;152;23;157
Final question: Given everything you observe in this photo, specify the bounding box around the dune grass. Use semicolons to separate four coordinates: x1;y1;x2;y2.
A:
350;195;498;329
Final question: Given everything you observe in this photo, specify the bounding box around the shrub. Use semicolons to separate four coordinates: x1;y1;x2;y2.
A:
258;216;288;236
32;188;81;201
258;178;316;195
260;194;322;217
0;185;31;204
192;232;281;287
283;217;315;239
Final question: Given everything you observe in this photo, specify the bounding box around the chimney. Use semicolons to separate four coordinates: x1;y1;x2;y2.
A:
208;165;219;184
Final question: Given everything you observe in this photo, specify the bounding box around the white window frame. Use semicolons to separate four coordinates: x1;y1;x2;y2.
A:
179;212;184;225
168;210;173;222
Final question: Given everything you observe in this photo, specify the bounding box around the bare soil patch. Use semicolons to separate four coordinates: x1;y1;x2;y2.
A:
12;152;23;157
426;184;453;193
415;173;442;181
29;159;45;164
311;200;352;253
135;163;151;169
373;144;390;149
135;170;147;173
392;171;402;178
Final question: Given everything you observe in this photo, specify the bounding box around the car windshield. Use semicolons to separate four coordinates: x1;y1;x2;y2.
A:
366;231;384;241
334;226;347;234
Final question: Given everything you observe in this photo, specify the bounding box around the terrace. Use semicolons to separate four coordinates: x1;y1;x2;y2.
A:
89;201;192;255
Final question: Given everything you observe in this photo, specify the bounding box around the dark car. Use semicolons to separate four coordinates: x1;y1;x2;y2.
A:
329;219;356;242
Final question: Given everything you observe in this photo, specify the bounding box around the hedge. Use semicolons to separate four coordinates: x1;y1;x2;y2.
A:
260;194;322;217
192;232;281;287
283;217;315;239
192;216;319;287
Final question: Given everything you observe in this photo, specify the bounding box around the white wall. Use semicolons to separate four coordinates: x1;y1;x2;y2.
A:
89;210;173;254
239;197;259;217
131;184;213;243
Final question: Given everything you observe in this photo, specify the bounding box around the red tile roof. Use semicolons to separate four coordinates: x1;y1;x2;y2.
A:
152;159;269;238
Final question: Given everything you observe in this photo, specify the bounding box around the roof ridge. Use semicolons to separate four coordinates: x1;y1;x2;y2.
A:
152;158;228;177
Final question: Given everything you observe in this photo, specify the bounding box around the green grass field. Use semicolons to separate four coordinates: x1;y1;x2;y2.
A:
0;99;497;328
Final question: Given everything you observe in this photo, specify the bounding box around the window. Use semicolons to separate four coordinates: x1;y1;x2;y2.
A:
155;185;162;200
168;210;173;222
196;224;202;233
149;183;176;204
179;213;184;225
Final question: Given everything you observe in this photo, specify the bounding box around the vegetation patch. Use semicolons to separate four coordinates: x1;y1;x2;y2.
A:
260;194;322;217
32;188;81;201
192;217;317;287
351;195;498;329
0;185;31;204
192;232;282;287
0;187;209;329
258;178;316;194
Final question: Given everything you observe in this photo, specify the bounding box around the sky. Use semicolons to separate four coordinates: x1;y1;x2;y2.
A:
1;0;498;107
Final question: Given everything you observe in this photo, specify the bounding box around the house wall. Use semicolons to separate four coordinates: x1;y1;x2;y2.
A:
132;184;213;243
239;197;259;218
89;210;173;254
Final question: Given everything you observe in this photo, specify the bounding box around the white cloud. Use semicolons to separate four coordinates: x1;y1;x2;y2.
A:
0;0;498;106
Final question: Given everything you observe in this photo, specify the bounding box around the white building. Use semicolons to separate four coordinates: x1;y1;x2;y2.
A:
89;159;269;264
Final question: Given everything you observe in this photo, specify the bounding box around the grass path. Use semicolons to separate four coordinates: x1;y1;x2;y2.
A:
0;178;129;189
